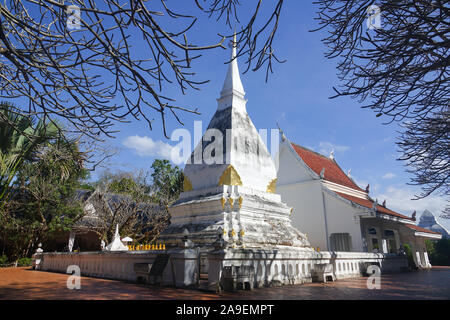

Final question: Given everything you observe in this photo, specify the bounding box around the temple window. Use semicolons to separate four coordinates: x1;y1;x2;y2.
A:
330;233;352;251
384;230;395;237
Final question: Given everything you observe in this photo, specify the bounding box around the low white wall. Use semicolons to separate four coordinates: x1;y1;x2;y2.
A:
208;248;408;288
36;249;199;287
329;251;407;280
35;248;408;290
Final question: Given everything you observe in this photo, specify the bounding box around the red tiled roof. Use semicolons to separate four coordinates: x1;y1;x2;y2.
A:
290;142;416;222
291;143;364;192
404;224;442;235
335;192;415;221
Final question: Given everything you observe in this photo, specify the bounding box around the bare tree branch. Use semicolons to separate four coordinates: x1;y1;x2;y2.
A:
0;0;285;139
313;0;450;208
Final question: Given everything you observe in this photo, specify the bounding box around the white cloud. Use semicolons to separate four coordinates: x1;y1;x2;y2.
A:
373;186;448;222
382;173;396;179
122;135;186;164
318;141;350;156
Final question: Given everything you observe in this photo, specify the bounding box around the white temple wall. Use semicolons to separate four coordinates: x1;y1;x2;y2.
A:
323;192;365;252
276;143;313;185
277;180;327;250
277;182;366;252
277;142;365;252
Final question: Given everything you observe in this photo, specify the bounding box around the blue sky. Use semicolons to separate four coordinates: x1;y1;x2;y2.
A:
11;2;450;229
93;1;449;229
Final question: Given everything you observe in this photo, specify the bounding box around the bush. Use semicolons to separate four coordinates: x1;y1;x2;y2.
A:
427;239;450;266
402;244;416;269
0;255;8;266
17;257;32;267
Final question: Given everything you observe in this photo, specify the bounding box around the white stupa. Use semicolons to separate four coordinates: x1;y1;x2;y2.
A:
160;34;311;252
418;210;449;239
105;224;129;251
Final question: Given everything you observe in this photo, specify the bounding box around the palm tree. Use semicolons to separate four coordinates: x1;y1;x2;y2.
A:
0;102;58;204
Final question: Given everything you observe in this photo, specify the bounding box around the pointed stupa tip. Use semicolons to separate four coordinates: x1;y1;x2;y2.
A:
276;122;287;142
232;30;237;58
218;30;245;104
105;223;128;251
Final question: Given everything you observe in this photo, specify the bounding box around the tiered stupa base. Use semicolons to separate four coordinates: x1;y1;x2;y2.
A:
159;184;318;288
160;185;313;252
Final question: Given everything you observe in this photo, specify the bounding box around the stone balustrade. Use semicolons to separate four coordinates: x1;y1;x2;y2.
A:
208;248;408;289
37;251;160;282
34;248;408;290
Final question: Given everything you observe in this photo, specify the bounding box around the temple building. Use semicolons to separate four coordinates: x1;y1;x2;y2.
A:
276;136;442;268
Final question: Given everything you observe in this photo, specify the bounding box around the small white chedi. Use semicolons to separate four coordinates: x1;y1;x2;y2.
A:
105;224;129;251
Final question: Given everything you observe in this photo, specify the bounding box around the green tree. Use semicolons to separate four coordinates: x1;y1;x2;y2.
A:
0;139;88;263
95;170;151;200
78;160;183;245
150;159;183;206
425;239;436;259
402;243;416;270
79;170;168;244
426;239;450;266
0;102;58;204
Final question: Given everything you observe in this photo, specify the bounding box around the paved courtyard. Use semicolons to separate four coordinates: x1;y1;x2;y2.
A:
0;266;449;300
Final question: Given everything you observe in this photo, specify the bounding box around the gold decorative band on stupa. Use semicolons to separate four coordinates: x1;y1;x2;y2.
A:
218;165;242;186
183;174;193;191
266;178;277;193
221;197;226;210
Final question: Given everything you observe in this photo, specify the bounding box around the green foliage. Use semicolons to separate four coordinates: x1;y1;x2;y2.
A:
425;239;435;257
402;244;416;269
17;257;31;267
83;160;182;244
84;169;169;244
427;239;450;266
150;159;183;205
0;255;8;266
79;183;95;191
0;101;59;204
0;136;87;261
109;176;138;194
94;171;151;201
